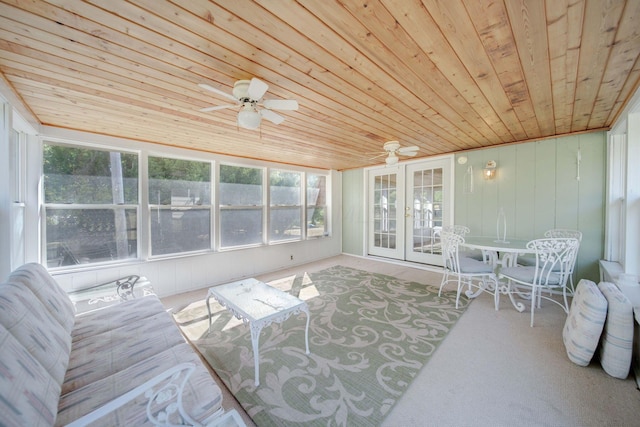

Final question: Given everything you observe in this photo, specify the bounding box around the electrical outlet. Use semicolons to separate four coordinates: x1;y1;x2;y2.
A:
290;255;294;261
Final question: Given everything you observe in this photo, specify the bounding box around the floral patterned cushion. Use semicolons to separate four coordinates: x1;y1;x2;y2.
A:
0;282;72;385
598;281;634;379
0;325;61;426
63;311;186;394
72;295;168;343
8;263;76;333
563;279;608;366
56;343;223;426
1;264;224;426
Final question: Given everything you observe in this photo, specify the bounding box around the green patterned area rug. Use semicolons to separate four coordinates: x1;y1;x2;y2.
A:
173;265;470;427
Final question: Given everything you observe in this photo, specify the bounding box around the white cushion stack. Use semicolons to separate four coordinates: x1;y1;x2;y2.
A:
562;279;608;366
598;282;634;379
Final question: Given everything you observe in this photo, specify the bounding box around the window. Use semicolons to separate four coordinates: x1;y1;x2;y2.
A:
10;130;24;204
270;170;302;242
9;129;26;268
307;174;328;238
148;156;212;256
40;142;331;268
219;164;264;248
43;144;138;267
605;87;640;278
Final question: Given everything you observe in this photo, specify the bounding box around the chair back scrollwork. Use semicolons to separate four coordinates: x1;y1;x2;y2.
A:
528;238;580;289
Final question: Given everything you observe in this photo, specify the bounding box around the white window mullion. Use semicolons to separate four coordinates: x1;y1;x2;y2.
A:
604;133;626;262
264;167;270;246
301;171;307;240
140;150;150;260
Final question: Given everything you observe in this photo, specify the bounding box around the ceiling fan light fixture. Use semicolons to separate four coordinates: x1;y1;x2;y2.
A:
386;153;399;165
237;106;261;129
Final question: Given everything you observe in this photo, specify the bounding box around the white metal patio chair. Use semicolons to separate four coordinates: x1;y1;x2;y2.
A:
517;229;582;294
438;230;499;309
441;224;470;236
440;225;487;262
499;237;580;327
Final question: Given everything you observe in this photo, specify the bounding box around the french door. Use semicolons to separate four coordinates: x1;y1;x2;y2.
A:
368;157;452;266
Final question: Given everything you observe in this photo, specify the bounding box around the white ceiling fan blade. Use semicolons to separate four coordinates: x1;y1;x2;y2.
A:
260;109;285;125
368;152;388;160
198;83;237;102
200;104;237;112
247;78;269;100
399;150;419;157
398;146;419;156
263;99;299;110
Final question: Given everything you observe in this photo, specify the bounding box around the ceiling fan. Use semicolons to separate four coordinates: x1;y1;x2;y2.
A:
372;141;419;165
198;78;298;130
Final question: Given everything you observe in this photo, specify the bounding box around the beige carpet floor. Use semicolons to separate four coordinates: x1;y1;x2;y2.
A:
162;254;640;427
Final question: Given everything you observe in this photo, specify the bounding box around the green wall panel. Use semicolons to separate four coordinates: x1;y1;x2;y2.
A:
342;169;364;255
341;132;605;282
514;143;536;238
454;132;606;282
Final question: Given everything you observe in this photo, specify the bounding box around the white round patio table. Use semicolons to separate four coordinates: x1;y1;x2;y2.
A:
461;236;533;268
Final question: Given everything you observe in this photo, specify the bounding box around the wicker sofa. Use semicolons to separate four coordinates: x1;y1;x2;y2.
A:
0;263;224;426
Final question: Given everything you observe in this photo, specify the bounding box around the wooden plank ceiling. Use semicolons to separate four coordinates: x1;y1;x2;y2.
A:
0;0;639;171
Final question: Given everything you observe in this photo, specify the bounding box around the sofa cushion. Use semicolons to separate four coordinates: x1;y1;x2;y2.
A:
598;281;634;379
72;294;168;343
0;325;62;427
63;311;186;394
56;343;223;426
8;263;76;333
562;279;608;366
0;282;72;385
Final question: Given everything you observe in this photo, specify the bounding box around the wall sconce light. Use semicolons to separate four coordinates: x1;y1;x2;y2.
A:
483;160;497;180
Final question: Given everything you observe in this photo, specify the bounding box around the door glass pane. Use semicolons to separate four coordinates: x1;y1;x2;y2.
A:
411;168;443;255
373;173;397;249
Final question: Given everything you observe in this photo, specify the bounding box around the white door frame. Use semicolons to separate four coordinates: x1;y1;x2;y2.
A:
366;155;454;265
367;164;405;259
404;157;453;265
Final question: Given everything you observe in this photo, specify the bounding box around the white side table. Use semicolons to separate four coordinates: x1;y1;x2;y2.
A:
206;278;310;386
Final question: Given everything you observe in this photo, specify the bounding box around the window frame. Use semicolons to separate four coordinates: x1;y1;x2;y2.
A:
605;87;640;278
37;139;331;270
306;172;330;239
147;154;214;258
217;162;267;250
269;169;303;243
41;141;141;268
9;128;27;268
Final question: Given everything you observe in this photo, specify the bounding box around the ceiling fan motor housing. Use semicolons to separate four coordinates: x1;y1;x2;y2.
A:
200;77;294;129
232;80;252;100
383;140;401;152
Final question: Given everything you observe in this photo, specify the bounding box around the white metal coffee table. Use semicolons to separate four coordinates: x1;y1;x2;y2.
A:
206;278;310;386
